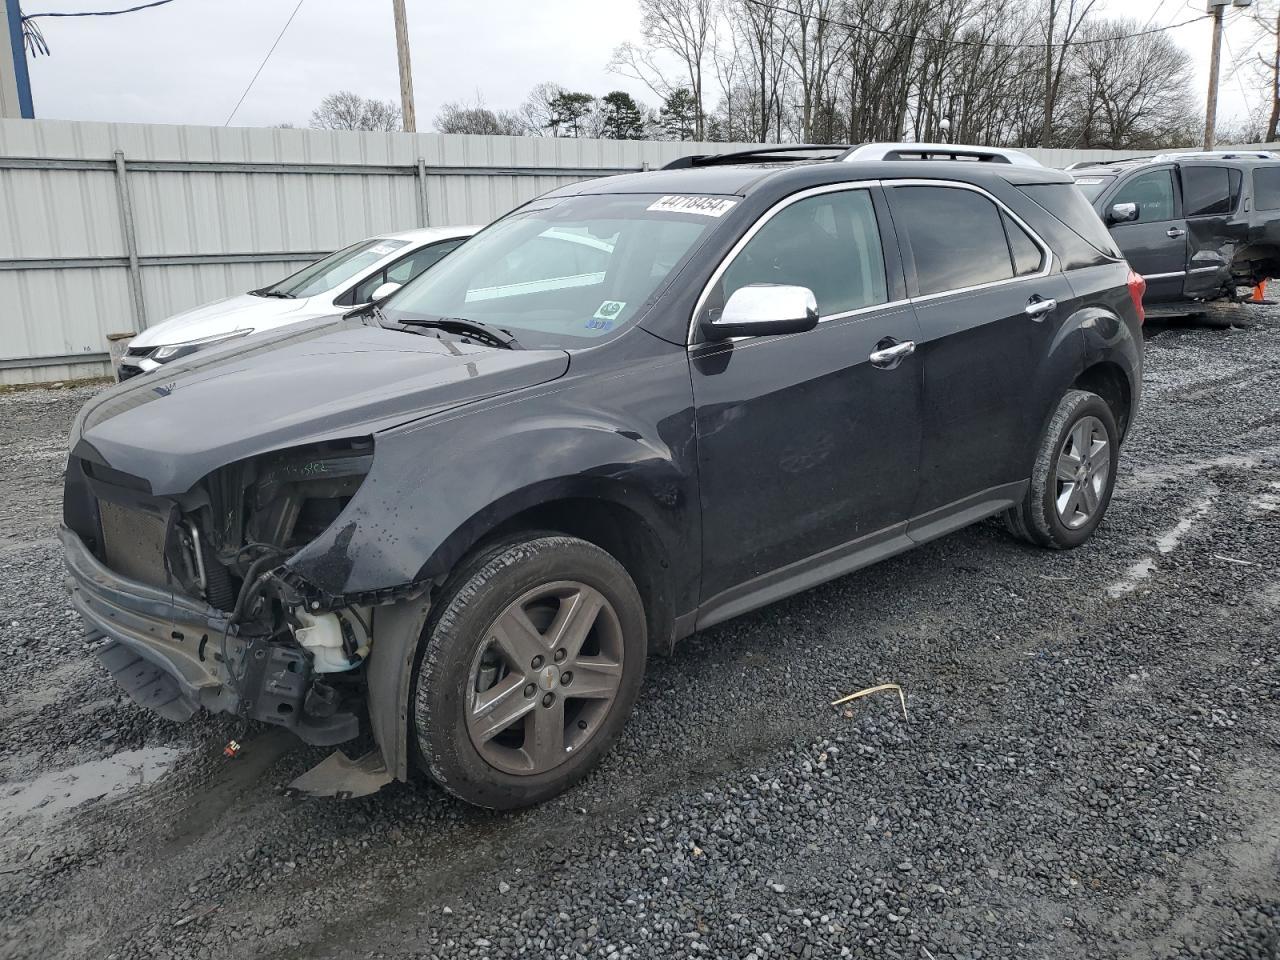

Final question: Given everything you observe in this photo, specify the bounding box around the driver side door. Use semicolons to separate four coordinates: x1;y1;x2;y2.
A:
1105;166;1186;303
689;184;923;626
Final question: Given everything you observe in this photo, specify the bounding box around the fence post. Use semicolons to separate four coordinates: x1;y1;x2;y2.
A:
416;157;430;226
112;150;148;330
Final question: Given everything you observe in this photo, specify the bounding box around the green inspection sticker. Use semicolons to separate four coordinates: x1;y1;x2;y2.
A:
593;300;626;321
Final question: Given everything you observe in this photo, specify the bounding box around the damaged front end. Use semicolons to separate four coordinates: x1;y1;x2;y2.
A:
63;436;412;792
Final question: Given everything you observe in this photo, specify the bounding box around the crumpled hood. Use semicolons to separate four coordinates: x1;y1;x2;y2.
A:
128;293;315;349
73;318;570;494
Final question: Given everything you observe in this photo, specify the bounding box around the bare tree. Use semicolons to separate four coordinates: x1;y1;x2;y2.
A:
309;91;402;132
773;0;851;142
611;0;715;140
1247;1;1280;141
1058;20;1196;149
1039;0;1099;146
517;82;569;136
435;100;527;136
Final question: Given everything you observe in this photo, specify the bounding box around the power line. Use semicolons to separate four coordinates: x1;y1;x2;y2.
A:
21;0;177;18
743;0;1209;50
223;0;306;127
1221;31;1258;113
1138;0;1173;32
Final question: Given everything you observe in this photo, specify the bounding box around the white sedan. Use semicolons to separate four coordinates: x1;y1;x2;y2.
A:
118;225;478;379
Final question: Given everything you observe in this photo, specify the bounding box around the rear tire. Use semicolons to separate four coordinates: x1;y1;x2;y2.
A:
1004;389;1120;549
412;535;647;809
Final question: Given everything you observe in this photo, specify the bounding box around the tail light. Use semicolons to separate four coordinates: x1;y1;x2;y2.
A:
1126;268;1146;325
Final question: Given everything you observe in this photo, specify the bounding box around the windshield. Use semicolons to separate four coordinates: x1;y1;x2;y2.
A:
379;194;727;347
260;238;408;298
1070;175;1116;202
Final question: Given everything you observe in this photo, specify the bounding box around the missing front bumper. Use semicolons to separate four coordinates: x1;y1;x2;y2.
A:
61;525;358;745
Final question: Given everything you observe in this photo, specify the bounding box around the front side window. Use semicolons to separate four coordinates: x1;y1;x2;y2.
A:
381;194;720;347
260;239;409;299
894;186;1014;296
713;189;888;318
1112;169;1176;222
1181;166;1233;217
344;239;465;305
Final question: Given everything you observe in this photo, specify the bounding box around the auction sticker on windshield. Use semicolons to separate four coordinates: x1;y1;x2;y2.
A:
647;195;738;217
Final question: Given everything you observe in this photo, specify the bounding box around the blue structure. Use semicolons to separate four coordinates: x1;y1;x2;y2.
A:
5;0;33;118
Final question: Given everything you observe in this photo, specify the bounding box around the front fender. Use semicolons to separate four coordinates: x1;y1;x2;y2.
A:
286;342;698;604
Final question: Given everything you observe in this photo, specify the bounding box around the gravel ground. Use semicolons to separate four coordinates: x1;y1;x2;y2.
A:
1;305;1277;960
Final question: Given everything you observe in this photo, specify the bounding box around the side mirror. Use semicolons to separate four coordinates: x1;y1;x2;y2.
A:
704;284;819;340
1108;202;1139;224
370;281;402;302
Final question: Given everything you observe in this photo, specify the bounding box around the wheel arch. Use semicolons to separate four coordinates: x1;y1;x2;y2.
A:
441;489;678;657
364;482;682;785
1072;360;1135;440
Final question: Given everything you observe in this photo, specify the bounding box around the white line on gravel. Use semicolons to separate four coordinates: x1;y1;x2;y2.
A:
1108;485;1217;597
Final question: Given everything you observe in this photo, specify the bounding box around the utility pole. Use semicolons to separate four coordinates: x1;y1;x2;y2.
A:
1204;0;1253;151
1204;0;1227;151
391;0;416;133
3;0;35;118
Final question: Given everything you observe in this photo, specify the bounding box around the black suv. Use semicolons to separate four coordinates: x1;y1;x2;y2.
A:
62;143;1145;808
1070;150;1280;305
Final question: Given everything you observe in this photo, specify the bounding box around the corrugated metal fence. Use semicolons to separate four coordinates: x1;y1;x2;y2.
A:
0;118;1274;384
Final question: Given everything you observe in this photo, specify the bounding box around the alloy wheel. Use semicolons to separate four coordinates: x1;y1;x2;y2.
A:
1055;415;1110;530
465;580;625;776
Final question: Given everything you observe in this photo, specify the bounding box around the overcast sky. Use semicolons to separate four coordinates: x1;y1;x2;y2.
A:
20;0;1264;136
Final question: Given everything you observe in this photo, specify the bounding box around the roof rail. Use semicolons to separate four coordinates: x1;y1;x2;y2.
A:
1064;156;1156;170
1151;149;1279;161
660;145;854;170
842;142;1042;167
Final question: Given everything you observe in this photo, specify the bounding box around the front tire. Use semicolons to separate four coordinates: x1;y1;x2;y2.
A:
413;535;647;809
1004;389;1120;549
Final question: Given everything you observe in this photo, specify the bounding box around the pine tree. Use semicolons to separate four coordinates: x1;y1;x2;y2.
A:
660;88;699;141
600;91;645;140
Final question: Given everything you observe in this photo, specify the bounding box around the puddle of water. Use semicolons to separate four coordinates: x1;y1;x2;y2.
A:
0;747;183;825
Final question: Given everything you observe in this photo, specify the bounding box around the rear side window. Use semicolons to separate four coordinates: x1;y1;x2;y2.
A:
1182;166;1234;217
1019;183;1123;259
1003;212;1044;276
719;189;888;316
893;186;1013;295
1112;169;1176;222
1255;167;1280;211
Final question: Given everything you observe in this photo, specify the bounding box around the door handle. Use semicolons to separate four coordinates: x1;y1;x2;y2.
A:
1166;227;1186;239
1024;297;1057;320
869;339;915;369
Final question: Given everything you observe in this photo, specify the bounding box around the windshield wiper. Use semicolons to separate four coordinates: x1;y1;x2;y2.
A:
256;289;295;299
398;316;522;350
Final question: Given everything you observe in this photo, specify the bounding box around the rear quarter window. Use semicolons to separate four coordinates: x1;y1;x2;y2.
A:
1018;183;1123;259
1255;167;1280;211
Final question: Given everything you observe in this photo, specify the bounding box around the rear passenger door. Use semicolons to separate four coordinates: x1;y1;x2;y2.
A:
1179;164;1243;299
1105;167;1186;303
885;181;1078;530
